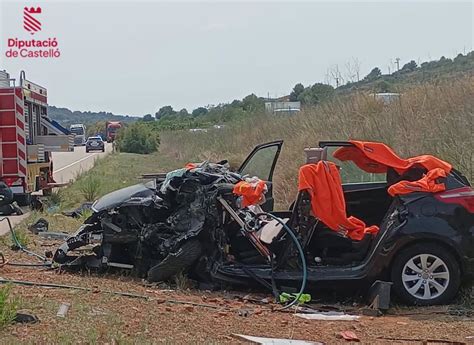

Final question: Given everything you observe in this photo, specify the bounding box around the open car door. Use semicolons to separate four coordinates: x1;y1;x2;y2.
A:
237;140;283;211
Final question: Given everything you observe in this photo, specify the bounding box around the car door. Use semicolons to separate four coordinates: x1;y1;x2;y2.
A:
237;140;283;211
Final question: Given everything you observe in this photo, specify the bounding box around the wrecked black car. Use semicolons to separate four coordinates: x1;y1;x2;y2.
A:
54;140;474;305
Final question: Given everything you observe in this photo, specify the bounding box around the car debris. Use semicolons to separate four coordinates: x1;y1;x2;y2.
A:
38;232;70;241
232;334;323;345
62;202;94;218
51;140;474;306
339;331;360;342
13;312;39;324
56;302;71;318
295;311;360;321
28;218;49;234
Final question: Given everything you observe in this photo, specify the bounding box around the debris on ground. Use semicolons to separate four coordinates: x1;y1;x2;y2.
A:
38;232;69;241
13;312;39;324
339;330;360;342
296;311;360;321
233;334;323;345
56;302;71;318
61;202;94;218
28;218;49;234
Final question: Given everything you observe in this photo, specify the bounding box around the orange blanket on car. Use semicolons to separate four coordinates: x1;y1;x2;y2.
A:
333;140;451;195
334;141;451;174
298;161;379;241
387;168;447;196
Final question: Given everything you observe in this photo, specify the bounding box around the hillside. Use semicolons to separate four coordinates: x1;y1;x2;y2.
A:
158;75;474;209
337;52;474;93
147;52;474;130
48;106;137;129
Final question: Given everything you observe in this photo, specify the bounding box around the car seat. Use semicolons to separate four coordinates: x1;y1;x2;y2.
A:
285;149;376;265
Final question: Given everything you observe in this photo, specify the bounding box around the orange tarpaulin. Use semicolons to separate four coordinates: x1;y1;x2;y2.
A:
298;161;379;241
233;179;267;207
333;140;452;175
388;168;447;196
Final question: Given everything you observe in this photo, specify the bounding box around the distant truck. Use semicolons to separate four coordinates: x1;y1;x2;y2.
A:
70;124;87;146
105;121;122;142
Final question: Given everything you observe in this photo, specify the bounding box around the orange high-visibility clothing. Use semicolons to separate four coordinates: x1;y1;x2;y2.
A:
298;161;379;241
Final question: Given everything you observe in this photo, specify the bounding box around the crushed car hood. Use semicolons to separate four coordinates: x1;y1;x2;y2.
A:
92;180;157;212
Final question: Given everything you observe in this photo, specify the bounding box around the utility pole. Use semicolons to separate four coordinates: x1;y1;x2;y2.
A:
335;77;339;88
395;57;400;71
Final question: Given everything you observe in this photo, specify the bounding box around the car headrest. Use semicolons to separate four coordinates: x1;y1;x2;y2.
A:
304;147;327;164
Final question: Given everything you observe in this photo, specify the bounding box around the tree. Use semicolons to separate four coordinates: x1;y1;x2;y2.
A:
192;107;208;117
242;94;264;112
142;114;154;122
297;83;334;105
155;106;175;119
289;83;305;101
400;60;417;73
177;108;190;117
364;67;382;81
116;122;160;154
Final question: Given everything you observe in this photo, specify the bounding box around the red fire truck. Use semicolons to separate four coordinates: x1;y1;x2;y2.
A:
0;70;73;205
105;121;122;143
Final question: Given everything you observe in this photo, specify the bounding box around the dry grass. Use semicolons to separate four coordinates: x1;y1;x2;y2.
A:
160;77;474;208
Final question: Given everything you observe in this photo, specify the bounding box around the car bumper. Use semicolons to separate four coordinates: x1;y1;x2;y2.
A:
86;145;104;150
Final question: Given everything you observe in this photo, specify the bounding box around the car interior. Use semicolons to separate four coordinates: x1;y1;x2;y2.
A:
224;142;431;269
291;147;429;267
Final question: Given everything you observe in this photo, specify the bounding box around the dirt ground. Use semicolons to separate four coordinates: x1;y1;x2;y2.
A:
0;207;472;344
0;247;473;344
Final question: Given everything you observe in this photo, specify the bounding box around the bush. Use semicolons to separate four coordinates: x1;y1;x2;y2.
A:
78;174;102;201
116;122;160;154
0;285;19;329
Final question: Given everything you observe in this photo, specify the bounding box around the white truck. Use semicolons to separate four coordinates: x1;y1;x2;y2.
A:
70;124;87;146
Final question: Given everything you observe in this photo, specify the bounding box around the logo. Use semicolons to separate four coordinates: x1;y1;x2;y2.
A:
5;5;61;59
23;7;42;35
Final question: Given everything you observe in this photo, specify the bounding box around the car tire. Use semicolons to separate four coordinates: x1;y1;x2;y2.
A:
102;148;105;152
147;239;202;283
391;243;460;305
86;149;89;153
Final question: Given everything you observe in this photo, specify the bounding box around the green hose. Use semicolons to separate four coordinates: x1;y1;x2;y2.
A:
256;212;308;310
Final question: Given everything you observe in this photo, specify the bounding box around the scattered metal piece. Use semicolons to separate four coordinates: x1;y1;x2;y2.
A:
296;311;360;321
28;218;49;234
233;334;322;345
13;312;39;324
56;302;71;318
38;232;69;240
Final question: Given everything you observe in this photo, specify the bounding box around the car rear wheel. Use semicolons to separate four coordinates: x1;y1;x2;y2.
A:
391;243;460;305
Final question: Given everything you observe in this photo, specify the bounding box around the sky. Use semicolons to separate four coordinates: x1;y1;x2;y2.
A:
0;0;472;116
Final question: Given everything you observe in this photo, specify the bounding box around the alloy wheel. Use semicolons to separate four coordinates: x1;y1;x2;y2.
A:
401;253;450;300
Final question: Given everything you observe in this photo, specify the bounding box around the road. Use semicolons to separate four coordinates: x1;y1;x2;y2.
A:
0;144;111;235
52;143;111;184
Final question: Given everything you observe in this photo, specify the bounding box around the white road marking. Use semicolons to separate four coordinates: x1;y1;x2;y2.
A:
54;152;101;173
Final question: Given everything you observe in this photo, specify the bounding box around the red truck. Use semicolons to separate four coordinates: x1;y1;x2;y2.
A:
105;121;122;143
0;70;73;204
